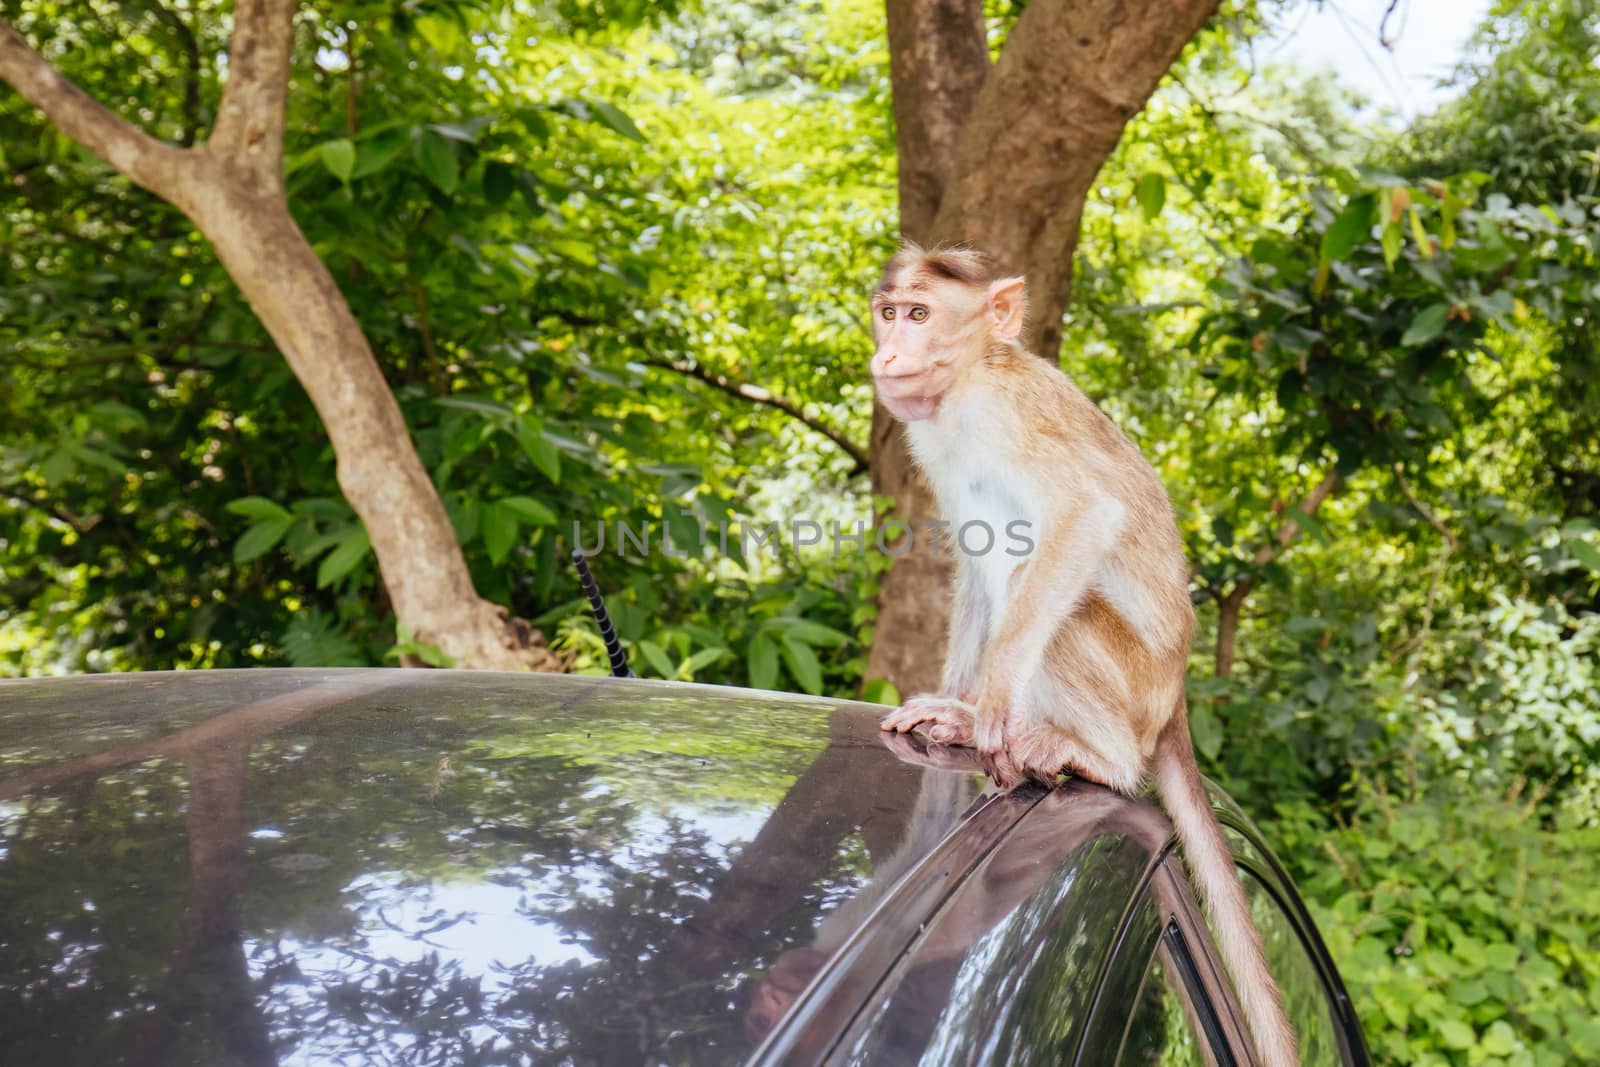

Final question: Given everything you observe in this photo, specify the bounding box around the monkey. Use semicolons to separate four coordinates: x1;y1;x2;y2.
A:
871;241;1301;1067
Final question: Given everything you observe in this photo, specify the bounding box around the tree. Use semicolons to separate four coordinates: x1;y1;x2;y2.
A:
0;1;561;670
867;0;1223;694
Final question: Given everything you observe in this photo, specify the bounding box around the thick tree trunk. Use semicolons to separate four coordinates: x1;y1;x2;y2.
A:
0;7;562;670
867;0;1221;695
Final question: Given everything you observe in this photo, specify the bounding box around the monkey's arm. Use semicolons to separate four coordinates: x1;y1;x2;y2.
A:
940;562;989;700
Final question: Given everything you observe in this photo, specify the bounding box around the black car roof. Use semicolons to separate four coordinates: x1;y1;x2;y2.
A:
0;669;1183;1066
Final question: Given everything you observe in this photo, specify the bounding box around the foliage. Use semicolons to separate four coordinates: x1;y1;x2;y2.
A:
1278;782;1600;1067
1;0;890;677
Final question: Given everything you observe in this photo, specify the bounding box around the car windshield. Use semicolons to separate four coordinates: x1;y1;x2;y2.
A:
0;670;990;1066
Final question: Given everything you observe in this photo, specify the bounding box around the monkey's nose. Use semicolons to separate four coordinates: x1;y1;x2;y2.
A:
872;350;898;375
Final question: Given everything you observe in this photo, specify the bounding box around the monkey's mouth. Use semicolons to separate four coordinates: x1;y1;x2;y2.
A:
873;369;947;422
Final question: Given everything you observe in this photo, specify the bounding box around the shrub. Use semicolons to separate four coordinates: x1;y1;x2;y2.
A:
1276;782;1600;1066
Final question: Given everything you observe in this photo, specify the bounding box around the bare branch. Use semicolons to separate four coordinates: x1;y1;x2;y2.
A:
140;0;202;145
0;19;189;198
1392;462;1462;552
645;357;870;476
1215;468;1341;677
209;0;296;190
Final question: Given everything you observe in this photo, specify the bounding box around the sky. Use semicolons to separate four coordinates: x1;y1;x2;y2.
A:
1265;0;1496;120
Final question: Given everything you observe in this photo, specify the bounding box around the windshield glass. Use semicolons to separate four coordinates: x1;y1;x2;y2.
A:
0;670;988;1066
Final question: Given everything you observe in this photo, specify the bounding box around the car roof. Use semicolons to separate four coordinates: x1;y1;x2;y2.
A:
0;669;1201;1065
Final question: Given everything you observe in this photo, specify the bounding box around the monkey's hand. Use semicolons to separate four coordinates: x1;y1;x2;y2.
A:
973;703;1024;790
879;694;978;746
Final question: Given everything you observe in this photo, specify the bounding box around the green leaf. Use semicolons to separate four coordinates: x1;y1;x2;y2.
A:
316;527;371;588
1320;193;1376;262
678;647;726;678
38;449;73;486
413;129;459;195
780;637;823;695
1571;540;1600;573
765;617;850;646
414;14;463;55
1408;204;1433;258
860;678;900;706
638;639;675;678
482;501;518;564
1188;701;1223;761
483;161;516;206
517;419;562;484
747;634;779;690
549;238;597;266
499;495;557;525
1402;304;1450;347
1380;221;1403;269
351;128;408;178
225;496;292;522
588;100;645;142
1135;173;1166;221
319;138;356;182
1436;1019;1476;1050
1479;1021;1516;1056
234;517;292;563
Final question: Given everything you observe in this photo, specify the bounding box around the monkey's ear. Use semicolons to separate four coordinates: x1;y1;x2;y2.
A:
986;276;1027;341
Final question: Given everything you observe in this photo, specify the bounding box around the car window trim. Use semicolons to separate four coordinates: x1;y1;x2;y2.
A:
1076;853;1257;1067
749;783;1048;1066
1161;918;1242;1067
1232;855;1374;1067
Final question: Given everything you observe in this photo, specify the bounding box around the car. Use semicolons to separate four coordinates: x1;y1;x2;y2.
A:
0;668;1370;1066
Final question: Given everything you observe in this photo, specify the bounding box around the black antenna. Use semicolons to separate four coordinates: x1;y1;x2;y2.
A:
571;549;635;678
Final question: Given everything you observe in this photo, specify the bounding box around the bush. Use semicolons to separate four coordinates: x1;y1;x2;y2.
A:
1276;783;1600;1066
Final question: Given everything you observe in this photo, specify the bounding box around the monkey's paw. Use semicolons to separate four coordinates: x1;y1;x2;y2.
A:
878;694;978;746
973;711;1026;790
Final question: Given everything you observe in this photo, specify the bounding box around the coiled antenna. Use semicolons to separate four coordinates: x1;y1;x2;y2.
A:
571;549;634;678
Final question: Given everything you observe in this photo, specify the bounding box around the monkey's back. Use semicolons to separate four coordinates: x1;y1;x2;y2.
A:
1001;351;1197;659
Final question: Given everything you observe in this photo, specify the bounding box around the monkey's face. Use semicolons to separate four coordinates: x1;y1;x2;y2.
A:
870;269;1026;422
869;273;987;422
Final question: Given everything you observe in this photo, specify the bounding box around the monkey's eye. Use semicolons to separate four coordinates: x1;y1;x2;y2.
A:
879;306;895;321
908;305;929;322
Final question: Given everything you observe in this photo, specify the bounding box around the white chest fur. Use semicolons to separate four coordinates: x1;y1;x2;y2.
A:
906;394;1036;634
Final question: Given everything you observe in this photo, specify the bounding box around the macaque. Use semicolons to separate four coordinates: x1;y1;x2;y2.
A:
872;241;1301;1067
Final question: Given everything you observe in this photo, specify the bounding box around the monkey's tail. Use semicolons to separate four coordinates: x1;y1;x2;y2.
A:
1152;699;1301;1067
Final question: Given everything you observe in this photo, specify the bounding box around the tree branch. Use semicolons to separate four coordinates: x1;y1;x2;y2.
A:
931;0;1221;356
0;484;94;533
1215;468;1340;677
1392;462;1461;552
209;0;295;191
140;0;202;146
645;357;869;476
0;19;189;198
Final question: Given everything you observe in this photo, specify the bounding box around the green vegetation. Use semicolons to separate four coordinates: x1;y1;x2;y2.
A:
2;1;1597;1061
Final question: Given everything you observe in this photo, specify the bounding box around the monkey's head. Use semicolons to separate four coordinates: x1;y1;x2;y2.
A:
870;242;1026;422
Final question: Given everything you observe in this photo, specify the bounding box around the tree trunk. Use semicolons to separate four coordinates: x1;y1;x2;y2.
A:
868;0;1221;695
1214;588;1245;678
0;7;562;670
182;177;560;670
